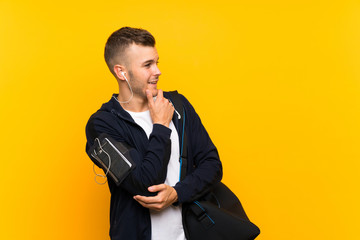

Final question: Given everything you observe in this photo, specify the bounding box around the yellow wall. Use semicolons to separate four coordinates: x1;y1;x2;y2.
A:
1;0;359;239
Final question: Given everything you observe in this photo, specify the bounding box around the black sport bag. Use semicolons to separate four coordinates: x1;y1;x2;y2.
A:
182;182;260;240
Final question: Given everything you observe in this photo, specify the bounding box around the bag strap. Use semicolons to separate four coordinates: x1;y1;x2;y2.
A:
189;201;215;229
168;91;188;181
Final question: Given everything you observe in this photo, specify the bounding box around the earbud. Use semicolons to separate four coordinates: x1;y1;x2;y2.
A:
121;71;129;82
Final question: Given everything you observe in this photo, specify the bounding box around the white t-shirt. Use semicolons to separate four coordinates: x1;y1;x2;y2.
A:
126;110;186;240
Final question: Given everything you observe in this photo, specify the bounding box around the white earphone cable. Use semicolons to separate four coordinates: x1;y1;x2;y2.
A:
116;72;133;104
92;138;112;185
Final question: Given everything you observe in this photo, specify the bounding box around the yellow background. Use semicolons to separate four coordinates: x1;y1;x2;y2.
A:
1;0;359;239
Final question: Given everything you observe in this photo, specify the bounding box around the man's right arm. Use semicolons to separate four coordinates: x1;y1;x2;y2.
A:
85;90;175;197
86;114;172;197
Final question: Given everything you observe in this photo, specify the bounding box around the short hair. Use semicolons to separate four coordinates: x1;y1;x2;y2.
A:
104;27;156;76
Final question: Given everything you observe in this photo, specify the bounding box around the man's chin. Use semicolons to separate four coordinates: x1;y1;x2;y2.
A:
147;88;158;97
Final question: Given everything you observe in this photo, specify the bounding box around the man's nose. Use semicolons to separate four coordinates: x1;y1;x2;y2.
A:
154;65;161;77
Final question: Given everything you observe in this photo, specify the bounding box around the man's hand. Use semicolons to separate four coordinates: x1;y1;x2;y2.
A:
146;89;174;127
133;184;178;211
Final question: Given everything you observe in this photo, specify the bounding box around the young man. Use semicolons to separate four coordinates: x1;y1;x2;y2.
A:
85;27;222;240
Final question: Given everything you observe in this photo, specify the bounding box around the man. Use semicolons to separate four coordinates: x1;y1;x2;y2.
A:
85;27;222;240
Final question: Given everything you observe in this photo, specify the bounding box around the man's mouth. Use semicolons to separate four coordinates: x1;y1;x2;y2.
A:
148;80;158;84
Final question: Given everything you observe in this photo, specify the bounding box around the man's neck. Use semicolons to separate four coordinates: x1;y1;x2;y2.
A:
118;95;149;112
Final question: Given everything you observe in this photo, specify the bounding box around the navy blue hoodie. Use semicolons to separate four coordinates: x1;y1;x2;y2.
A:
85;92;222;240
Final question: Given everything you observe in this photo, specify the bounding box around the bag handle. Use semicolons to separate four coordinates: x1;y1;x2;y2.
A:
189;201;215;229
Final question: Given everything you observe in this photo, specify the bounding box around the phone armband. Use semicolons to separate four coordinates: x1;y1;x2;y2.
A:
87;133;135;186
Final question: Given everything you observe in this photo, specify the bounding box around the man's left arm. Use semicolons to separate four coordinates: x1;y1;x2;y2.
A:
134;94;222;210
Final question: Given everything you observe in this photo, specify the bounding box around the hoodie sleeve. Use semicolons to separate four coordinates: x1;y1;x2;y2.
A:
173;95;223;203
85;111;172;197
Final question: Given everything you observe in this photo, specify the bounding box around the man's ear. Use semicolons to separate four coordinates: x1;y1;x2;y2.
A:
113;64;126;81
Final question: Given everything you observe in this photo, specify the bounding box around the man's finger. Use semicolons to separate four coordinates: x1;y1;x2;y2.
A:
136;201;163;211
134;196;166;211
134;195;160;204
146;89;154;107
148;184;166;192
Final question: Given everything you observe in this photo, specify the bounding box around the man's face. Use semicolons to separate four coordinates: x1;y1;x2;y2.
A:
123;43;161;99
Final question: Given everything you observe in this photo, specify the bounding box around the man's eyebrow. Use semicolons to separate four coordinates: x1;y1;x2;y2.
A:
142;58;159;65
